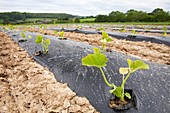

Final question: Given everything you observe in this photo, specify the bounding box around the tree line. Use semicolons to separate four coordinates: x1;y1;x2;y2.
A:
0;8;170;24
95;8;170;22
0;12;76;24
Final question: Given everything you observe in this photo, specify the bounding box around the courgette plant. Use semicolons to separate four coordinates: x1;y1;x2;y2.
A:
59;31;65;40
131;29;137;34
3;26;8;31
20;32;26;41
101;31;112;51
120;25;126;33
77;25;82;29
162;26;167;36
9;25;14;30
20;32;32;41
82;48;149;102
54;31;58;35
97;26;104;31
35;35;50;54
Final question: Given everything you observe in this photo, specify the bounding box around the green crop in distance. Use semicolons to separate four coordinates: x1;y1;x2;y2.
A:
131;29;137;34
9;25;14;30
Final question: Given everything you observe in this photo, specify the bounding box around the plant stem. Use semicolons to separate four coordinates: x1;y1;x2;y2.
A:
123;72;131;87
41;40;45;54
120;72;131;101
102;42;104;51
120;74;125;101
99;67;115;88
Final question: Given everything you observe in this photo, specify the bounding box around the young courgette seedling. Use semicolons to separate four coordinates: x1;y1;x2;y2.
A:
20;32;27;41
131;29;137;34
20;32;32;41
54;31;58;35
3;26;8;31
82;48;149;104
9;25;14;30
162;26;167;36
59;31;65;40
111;59;149;102
77;25;82;29
35;35;50;54
120;25;126;33
101;31;112;51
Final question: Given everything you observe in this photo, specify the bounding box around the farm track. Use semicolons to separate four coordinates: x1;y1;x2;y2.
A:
0;32;99;113
19;28;170;65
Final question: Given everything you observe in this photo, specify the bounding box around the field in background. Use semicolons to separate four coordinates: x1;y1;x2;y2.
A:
80;18;95;22
26;18;53;21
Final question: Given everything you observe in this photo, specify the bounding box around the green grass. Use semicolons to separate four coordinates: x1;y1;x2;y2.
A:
80;18;95;22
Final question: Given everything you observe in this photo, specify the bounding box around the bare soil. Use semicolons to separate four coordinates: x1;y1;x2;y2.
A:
0;32;99;113
19;28;170;65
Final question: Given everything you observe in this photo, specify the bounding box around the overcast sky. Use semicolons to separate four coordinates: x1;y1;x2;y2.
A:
0;0;170;16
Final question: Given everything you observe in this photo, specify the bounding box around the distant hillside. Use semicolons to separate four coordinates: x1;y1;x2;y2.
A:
0;12;77;24
25;13;76;19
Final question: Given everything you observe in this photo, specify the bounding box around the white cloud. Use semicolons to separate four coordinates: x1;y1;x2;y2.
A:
0;0;170;16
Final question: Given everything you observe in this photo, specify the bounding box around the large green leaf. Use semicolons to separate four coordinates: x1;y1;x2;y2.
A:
82;48;108;68
35;35;43;44
127;59;149;73
45;39;50;45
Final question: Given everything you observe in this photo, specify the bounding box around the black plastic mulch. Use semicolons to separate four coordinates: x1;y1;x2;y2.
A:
4;30;170;113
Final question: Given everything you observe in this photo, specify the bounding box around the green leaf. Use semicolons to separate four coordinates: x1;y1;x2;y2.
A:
102;31;108;39
106;37;112;42
54;31;58;34
162;26;167;31
28;35;32;38
102;31;112;42
112;87;122;98
21;32;26;38
127;59;149;73
125;92;131;99
35;35;43;44
109;89;115;94
101;39;106;43
163;32;167;36
82;48;108;68
45;39;50;45
119;67;129;75
59;31;64;37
